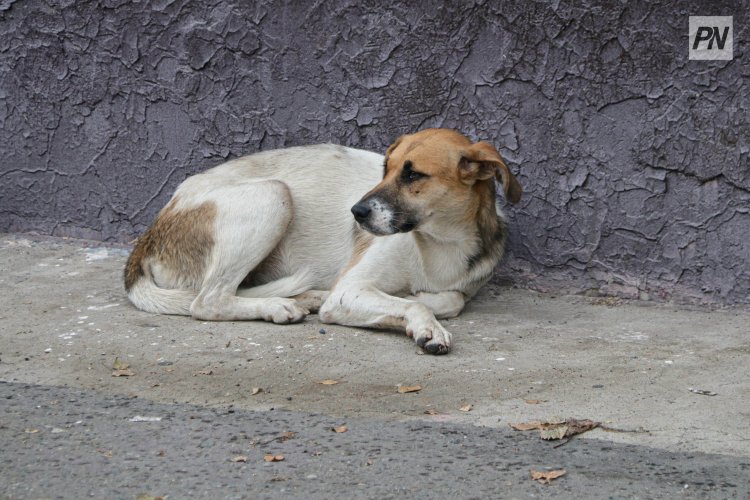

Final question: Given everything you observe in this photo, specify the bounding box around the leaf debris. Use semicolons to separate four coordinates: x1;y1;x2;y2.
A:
397;384;422;393
530;469;566;484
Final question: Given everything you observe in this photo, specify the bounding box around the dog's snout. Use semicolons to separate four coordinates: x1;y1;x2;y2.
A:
351;203;371;222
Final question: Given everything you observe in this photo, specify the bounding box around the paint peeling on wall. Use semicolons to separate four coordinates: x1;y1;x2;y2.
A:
0;1;748;304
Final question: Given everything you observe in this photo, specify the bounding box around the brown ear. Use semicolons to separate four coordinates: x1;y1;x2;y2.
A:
385;134;405;157
459;141;522;204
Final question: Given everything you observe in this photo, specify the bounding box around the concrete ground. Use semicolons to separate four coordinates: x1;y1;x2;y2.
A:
1;233;749;498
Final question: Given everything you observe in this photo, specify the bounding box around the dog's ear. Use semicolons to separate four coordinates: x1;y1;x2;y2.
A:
383;135;406;178
385;135;405;158
459;141;522;204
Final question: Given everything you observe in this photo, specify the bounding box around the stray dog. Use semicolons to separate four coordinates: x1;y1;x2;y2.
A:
124;128;522;354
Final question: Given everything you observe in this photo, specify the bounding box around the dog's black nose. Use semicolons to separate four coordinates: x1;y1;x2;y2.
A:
351;203;371;222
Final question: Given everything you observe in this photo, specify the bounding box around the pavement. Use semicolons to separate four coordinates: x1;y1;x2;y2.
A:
1;233;749;498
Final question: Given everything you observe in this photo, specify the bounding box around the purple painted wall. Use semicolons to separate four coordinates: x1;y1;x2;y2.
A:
1;0;748;304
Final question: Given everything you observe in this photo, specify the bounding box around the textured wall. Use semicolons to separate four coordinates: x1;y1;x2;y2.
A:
1;0;748;305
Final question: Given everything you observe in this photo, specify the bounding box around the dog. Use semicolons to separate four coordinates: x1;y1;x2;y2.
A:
124;128;522;354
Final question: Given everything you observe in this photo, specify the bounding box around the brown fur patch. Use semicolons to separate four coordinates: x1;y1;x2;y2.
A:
467;179;506;272
124;198;217;291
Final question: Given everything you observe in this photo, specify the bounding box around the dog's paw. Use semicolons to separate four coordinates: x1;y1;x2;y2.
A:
262;298;308;324
407;320;453;355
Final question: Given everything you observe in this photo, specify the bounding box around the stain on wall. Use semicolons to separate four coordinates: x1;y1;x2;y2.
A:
1;0;748;305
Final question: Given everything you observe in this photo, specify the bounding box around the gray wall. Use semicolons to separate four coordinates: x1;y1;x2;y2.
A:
1;0;748;305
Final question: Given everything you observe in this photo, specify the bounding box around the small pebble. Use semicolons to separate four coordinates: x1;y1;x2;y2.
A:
319;328;326;335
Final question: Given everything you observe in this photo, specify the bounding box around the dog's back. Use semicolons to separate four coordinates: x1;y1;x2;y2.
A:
125;144;383;312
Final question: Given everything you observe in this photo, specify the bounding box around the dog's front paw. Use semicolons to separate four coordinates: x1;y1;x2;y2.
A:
407;320;453;355
262;298;308;324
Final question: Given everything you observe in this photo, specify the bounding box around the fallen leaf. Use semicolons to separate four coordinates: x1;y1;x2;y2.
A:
397;384;422;393
231;455;248;463
194;369;213;376
458;404;473;412
524;399;547;404
136;494;165;500
112;357;130;370
264;454;284;462
332;425;348;433
112;369;134;377
563;418;599;438
424;409;439;415
540;426;568;440
318;379;339;385
24;428;40;434
511;418;600;441
530;469;566;484
510;421;543;431
251;387;263;395
97;448;113;458
366;459;374;466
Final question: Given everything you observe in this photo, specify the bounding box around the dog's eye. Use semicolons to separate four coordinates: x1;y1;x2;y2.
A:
401;161;428;184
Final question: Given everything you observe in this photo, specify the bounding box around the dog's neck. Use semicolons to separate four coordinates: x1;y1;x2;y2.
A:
411;179;505;290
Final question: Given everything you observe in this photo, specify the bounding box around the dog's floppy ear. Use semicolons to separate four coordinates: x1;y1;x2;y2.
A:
383;135;406;178
459;141;522;204
385;135;405;158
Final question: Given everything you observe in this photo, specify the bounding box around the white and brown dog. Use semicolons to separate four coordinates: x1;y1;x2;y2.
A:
124;129;522;354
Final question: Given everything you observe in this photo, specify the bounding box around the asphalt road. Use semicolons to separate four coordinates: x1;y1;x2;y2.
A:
2;381;748;499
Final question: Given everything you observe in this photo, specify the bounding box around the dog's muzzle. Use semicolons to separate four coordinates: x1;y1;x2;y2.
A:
351;202;371;223
350;197;417;235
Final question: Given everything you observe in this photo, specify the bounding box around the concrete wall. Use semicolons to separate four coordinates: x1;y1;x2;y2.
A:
1;0;748;305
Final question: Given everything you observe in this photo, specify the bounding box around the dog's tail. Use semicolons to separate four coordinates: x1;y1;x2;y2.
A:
124;245;196;315
236;267;314;299
126;274;196;316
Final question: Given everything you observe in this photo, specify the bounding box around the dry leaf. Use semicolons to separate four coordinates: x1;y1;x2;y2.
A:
530;469;566;484
524;399;547;404
458;404;473;412
97;448;113;458
231;455;248;463
24;428;40;434
280;431;295;441
251;387;263;395
194;369;213;376
112;369;134;377
424;409;439;415
397;385;422;393
540;426;568;440
112;357;129;370
318;379;339;385
563;418;599;437
510;421;543;431
511;418;600;441
332;425;348;433
366;459;374;466
264;454;284;462
136;495;165;500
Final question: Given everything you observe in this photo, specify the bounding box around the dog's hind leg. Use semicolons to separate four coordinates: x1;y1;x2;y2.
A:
189;180;310;323
291;290;330;313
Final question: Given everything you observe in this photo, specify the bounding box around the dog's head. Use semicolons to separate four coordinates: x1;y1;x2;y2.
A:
351;129;522;236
